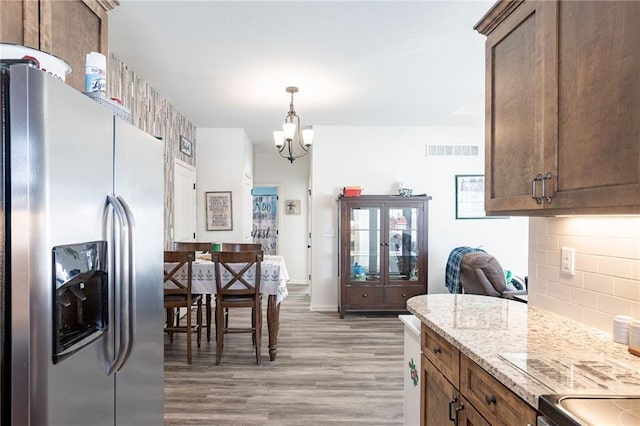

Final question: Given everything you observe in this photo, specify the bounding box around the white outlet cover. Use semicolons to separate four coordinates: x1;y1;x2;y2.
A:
561;247;575;275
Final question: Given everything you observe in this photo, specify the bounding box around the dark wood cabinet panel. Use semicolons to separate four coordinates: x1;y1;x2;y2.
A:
477;0;640;215
423;355;457;426
460;354;537;426
0;0;116;92
338;195;430;318
421;325;460;387
552;0;640;210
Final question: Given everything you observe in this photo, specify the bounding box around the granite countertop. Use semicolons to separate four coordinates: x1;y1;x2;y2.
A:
407;294;640;409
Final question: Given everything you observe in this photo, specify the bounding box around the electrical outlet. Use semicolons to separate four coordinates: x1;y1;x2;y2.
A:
320;228;336;238
561;247;575;275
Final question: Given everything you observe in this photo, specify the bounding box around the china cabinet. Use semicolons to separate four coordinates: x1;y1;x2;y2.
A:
475;0;640;215
338;195;430;318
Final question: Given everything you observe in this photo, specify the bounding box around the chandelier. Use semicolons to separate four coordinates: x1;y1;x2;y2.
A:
273;86;314;163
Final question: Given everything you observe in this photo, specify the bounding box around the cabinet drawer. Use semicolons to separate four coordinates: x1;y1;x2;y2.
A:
384;285;425;307
421;325;459;387
458;395;491;426
459;354;537;426
344;286;383;306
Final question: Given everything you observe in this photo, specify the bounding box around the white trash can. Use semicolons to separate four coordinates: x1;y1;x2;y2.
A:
399;314;421;426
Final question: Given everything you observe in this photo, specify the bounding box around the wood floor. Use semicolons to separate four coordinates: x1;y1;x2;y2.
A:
163;284;405;425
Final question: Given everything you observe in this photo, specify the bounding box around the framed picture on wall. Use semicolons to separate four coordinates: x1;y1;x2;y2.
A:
180;136;193;157
455;175;487;219
285;200;301;215
205;191;233;230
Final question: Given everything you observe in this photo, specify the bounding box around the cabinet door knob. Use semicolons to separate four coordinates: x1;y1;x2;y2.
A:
485;395;497;405
433;347;442;354
402;293;407;298
362;293;367;298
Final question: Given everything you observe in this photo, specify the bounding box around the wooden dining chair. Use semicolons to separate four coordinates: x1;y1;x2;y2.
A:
164;250;202;364
212;250;263;365
221;243;262;252
173;241;214;253
172;241;213;342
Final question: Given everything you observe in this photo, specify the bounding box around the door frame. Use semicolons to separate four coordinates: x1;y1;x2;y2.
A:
173;158;196;242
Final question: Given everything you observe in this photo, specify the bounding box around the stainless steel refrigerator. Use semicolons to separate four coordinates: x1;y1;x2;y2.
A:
0;62;164;425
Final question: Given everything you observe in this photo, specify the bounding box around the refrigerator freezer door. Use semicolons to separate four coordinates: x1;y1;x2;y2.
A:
113;120;164;424
9;65;115;425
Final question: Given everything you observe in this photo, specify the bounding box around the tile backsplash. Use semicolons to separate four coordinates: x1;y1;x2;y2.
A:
529;216;640;333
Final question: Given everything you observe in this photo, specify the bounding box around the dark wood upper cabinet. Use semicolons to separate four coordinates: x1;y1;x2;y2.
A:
476;0;640;215
1;0;118;92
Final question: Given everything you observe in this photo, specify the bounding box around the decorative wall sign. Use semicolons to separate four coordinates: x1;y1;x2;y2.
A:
285;200;301;215
455;174;486;219
179;135;193;156
205;191;233;230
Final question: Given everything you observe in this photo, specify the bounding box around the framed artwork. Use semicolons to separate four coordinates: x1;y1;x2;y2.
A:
205;191;233;230
179;136;193;157
285;200;301;215
455;175;490;219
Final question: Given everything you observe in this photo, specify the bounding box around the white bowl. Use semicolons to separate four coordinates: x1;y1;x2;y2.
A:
0;43;71;82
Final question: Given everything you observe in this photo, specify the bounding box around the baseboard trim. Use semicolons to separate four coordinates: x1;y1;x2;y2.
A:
310;304;338;312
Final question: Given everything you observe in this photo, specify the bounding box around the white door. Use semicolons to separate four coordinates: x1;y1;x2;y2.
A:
174;159;196;242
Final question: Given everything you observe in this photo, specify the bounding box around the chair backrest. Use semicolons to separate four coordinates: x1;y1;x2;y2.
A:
164;250;196;297
459;252;507;297
173;241;213;253
211;251;263;297
220;243;262;252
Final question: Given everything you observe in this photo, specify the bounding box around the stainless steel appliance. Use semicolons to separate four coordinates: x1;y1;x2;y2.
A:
0;62;164;425
538;394;640;426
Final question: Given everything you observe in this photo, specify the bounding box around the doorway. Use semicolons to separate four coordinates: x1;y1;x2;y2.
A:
173;159;196;242
252;186;278;255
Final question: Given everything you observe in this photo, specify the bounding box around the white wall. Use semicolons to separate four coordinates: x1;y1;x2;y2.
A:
528;216;640;333
254;151;310;285
309;125;529;311
195;128;253;242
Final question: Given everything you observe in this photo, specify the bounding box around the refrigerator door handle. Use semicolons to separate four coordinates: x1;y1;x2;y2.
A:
104;193;132;375
117;195;136;364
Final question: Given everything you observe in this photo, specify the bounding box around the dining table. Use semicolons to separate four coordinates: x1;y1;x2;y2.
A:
164;254;289;361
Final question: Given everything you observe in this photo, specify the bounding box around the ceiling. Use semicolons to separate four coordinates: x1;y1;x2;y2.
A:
108;0;493;151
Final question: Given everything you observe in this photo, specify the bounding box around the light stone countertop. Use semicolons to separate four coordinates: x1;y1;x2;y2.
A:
407;294;640;409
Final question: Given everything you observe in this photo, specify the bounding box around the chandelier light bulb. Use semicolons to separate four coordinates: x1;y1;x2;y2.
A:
301;127;314;146
283;122;296;141
273;130;285;148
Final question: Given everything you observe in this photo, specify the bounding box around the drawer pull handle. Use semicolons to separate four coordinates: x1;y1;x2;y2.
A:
433;347;442;354
448;396;457;421
485;395;497;405
402;293;407;298
362;293;367;298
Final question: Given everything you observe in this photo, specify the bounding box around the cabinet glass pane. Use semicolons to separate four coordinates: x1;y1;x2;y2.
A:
350;207;380;281
389;207;419;280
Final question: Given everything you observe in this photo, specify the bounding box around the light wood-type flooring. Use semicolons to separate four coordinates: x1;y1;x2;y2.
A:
163;284;405;425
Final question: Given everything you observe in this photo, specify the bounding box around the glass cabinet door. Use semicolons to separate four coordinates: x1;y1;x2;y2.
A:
349;206;380;282
388;206;420;281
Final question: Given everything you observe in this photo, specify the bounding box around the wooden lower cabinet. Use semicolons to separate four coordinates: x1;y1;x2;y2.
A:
457;395;491;426
460;354;537;426
420;324;538;426
422;354;457;425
